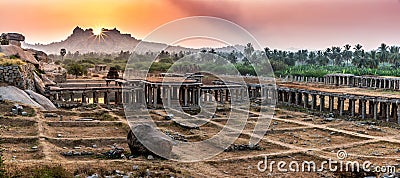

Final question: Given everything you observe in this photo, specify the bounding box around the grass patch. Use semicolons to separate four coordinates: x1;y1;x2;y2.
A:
0;58;26;66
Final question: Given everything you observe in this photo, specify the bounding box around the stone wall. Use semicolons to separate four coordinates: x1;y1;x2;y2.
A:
0;64;36;91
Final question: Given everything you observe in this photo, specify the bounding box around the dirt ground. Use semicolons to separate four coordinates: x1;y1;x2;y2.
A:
2;80;400;177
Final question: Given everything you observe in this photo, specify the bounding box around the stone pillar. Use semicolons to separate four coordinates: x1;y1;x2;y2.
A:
295;92;302;105
339;98;345;116
166;86;171;107
184;87;188;106
153;85;158;107
311;94;317;109
197;88;201;105
361;99;366;119
104;91;109;105
82;92;87;104
397;103;400;124
148;86;153;105
386;102;391;122
319;95;325;111
373;101;378;120
395;100;400;124
329;95;334;112
303;92;309;108
70;93;74;102
369;100;374;116
93;91;98;104
225;89;229;102
220;90;224;103
349;98;355;117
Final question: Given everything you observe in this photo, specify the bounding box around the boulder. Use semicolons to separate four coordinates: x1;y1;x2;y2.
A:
25;89;57;110
0;45;39;65
33;72;46;94
127;124;173;158
2;33;25;41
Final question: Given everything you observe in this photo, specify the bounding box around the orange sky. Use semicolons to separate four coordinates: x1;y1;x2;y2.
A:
1;0;400;50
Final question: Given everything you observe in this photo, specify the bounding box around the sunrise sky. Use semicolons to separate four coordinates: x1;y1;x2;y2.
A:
1;0;399;50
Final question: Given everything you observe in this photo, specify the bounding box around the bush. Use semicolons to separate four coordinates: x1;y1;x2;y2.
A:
0;58;26;66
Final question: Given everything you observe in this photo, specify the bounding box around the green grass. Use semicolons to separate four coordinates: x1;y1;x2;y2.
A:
275;65;400;78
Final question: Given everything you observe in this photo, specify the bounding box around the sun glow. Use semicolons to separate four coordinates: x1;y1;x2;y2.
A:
93;28;103;36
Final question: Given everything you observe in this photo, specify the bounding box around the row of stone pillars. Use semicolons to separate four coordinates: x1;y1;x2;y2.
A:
277;87;400;124
143;84;201;108
353;76;400;90
324;74;400;90
281;75;325;83
50;89;122;105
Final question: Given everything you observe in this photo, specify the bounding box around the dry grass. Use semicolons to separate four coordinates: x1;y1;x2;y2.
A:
0;58;26;66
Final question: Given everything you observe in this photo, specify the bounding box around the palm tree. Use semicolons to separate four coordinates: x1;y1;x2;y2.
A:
342;44;352;66
378;43;389;64
331;46;342;66
264;47;271;59
60;48;66;62
306;51;317;65
389;46;400;67
367;50;379;69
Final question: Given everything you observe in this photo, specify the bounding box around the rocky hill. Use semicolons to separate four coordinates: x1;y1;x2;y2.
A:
23;27;245;55
23;27;196;54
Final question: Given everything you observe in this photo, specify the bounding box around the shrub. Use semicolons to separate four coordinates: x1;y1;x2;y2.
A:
0;58;26;66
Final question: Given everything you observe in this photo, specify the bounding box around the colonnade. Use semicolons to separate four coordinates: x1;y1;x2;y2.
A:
324;74;400;90
277;87;400;124
49;89;123;105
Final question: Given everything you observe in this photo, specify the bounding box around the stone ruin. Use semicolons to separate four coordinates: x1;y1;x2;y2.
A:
107;67;119;79
0;33;25;47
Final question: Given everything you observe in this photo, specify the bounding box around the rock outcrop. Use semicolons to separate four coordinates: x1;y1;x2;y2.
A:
0;86;56;110
0;45;39;65
127;124;174;158
1;33;25;47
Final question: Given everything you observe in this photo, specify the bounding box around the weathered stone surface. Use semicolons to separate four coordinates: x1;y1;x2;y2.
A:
0;86;56;110
127;124;173;158
24;89;57;110
0;45;39;65
2;33;25;41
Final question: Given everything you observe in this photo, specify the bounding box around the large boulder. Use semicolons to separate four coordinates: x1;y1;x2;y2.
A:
0;45;39;65
0;86;56;110
127;124;173;158
2;33;25;41
24;90;57;110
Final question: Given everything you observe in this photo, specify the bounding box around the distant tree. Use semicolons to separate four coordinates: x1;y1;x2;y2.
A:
244;43;254;61
114;65;123;72
367;50;379;68
73;51;80;59
389;46;400;67
378;43;389;63
60;48;66;61
242;57;251;66
264;47;271;58
306;51;317;65
208;48;216;54
66;63;84;78
342;44;352;66
227;50;238;64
